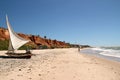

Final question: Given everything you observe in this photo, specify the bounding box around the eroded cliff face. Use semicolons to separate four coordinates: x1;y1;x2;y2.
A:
0;28;70;48
0;28;9;40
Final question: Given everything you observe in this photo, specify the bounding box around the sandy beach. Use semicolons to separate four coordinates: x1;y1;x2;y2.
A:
0;48;120;80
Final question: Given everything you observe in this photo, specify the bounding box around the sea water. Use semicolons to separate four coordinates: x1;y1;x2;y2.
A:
80;47;120;62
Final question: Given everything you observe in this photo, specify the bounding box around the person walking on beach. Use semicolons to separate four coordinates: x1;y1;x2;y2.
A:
78;45;81;52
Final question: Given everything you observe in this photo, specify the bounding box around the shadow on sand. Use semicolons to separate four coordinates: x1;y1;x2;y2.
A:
0;55;31;59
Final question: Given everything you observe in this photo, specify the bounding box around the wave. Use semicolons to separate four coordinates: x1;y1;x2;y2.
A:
81;47;120;61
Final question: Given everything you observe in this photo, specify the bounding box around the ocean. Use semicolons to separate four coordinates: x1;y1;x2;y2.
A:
80;47;120;62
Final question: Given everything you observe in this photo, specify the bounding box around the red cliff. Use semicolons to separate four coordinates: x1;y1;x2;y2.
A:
0;27;70;49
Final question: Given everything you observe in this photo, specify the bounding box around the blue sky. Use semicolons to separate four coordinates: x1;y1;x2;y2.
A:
0;0;120;46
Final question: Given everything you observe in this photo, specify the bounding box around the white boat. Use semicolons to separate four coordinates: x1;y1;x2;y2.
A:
5;15;32;58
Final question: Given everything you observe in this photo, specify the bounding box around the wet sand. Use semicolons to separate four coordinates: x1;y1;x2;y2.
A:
0;48;120;80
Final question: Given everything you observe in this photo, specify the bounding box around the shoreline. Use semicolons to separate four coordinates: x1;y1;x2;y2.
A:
0;48;120;80
80;48;120;62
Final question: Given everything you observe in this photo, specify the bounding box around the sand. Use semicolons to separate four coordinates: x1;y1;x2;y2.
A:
0;48;120;80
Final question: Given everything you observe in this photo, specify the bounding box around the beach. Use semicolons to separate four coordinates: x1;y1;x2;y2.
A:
0;48;120;80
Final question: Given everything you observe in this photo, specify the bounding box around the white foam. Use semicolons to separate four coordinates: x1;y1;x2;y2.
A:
91;47;103;51
86;47;120;58
98;49;120;58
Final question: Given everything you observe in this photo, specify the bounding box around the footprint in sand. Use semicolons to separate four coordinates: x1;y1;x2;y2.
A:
38;74;41;76
17;74;23;76
51;66;56;69
29;77;32;80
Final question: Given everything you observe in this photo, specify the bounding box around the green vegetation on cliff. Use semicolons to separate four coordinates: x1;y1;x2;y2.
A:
0;40;90;50
0;40;33;50
0;40;9;50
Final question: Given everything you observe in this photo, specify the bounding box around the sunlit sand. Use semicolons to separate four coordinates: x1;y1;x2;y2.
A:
0;48;120;80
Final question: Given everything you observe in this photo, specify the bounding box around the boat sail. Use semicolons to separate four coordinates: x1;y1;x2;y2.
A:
6;15;31;58
6;15;29;51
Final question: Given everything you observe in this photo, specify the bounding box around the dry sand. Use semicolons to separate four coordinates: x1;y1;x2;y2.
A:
0;48;120;80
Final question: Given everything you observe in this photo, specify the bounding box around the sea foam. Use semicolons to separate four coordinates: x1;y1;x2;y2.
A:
81;47;120;62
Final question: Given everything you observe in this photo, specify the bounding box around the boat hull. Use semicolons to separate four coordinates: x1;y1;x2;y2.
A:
5;51;32;59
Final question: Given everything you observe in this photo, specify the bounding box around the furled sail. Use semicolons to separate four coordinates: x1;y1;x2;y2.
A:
6;15;29;50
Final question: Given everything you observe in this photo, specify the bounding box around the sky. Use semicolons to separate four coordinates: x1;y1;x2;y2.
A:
0;0;120;47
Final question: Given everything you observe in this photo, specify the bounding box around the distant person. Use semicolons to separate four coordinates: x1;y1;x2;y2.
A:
78;45;81;52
